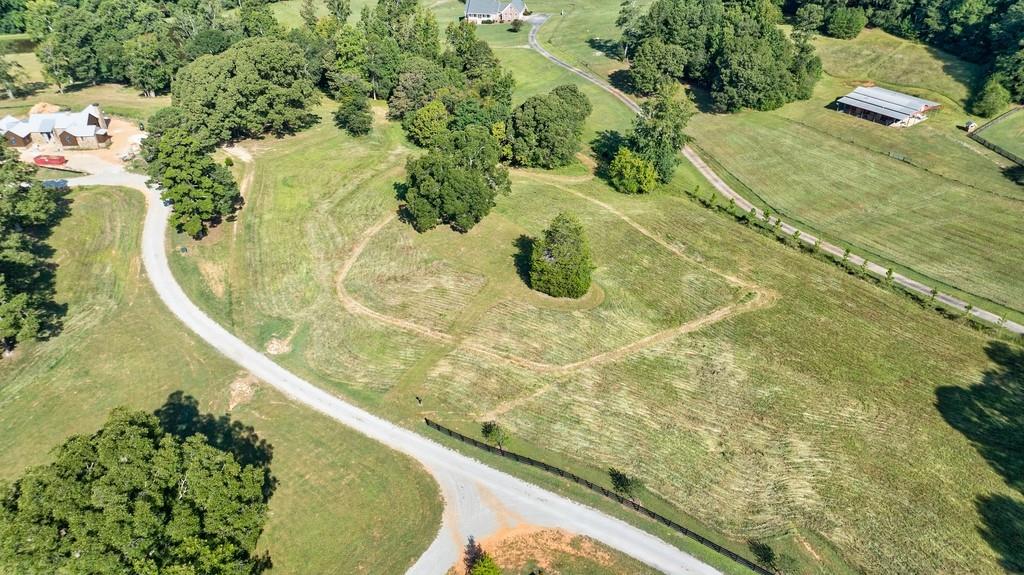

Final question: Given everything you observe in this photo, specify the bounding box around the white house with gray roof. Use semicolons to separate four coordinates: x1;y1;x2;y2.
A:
835;86;941;127
464;0;527;23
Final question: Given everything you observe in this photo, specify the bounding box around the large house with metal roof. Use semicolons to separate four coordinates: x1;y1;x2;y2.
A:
464;0;527;23
1;104;111;149
835;86;941;127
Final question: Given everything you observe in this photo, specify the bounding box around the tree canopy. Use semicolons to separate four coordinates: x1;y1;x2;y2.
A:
0;143;64;349
630;84;695;182
621;0;823;112
0;405;271;574
145;128;241;238
529;212;594;299
402;125;511;232
172;36;319;147
609;147;659;194
507;84;592;168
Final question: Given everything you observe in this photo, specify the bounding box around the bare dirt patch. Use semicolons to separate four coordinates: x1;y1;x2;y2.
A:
228;372;259;411
450;527;618;575
196;260;227;298
265;326;299;356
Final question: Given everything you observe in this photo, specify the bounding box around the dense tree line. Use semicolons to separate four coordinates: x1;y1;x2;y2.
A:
21;0;288;95
788;0;1023;108
618;0;823;112
0;404;273;573
0;0;26;33
0;143;65;349
379;16;591;232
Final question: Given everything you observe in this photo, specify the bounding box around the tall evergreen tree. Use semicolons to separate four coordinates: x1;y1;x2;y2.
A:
529;212;594;299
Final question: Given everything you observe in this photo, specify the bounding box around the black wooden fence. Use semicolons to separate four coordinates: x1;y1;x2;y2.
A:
424;418;774;575
969;108;1024;166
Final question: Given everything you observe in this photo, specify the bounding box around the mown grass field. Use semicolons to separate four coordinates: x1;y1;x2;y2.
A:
0;186;442;574
514;8;1024;320
976;108;1024;159
0;35;172;121
168;20;1024;572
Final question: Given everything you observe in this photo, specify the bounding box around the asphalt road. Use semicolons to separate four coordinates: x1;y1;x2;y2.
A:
526;15;1023;335
64;171;721;575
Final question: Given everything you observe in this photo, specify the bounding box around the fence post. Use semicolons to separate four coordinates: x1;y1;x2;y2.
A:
422;418;773;575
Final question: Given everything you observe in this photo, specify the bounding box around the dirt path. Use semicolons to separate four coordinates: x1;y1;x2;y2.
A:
334;171;776;379
525;14;1024;335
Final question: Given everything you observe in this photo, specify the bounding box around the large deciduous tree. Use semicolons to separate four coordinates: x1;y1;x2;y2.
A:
0;407;270;573
172;36;319;146
529;212;594;299
630;84;695;182
507;84;592;168
402;125;510;232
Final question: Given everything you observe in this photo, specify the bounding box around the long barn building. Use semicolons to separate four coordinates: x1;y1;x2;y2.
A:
835;86;940;127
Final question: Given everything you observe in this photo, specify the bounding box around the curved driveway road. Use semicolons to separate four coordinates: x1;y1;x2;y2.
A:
526;15;1023;335
64;169;720;575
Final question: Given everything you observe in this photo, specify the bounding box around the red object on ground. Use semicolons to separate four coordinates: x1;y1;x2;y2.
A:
33;155;67;166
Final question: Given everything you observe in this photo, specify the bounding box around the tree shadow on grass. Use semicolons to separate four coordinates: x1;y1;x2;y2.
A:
512;235;534;288
3;187;73;351
936;341;1024;571
608;69;635;95
587;37;622;61
1002;164;1023;187
589;129;625;180
154;391;277;502
977;494;1024;573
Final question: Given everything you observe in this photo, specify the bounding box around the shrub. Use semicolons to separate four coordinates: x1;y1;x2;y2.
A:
971;75;1011;117
609;147;658;194
529;212;594;298
825;7;867;39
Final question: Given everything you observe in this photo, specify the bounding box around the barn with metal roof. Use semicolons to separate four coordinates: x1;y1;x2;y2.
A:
835;86;941;127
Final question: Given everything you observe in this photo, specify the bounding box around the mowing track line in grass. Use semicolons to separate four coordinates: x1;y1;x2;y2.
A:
524;14;1024;336
334;194;775;376
63;171;727;575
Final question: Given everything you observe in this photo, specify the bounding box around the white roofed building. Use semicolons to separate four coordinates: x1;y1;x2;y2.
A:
835;86;941;127
2;104;111;149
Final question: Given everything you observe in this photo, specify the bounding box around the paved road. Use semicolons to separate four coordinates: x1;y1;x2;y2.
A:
64;171;721;575
526;15;1024;335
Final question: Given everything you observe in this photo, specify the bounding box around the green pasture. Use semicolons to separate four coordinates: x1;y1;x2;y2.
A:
976;108;1024;160
518;2;1022;317
0;186;442;574
169;69;1023;575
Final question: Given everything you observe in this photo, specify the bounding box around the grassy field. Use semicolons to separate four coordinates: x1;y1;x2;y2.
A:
516;5;1024;319
976;108;1024;159
0;35;169;121
0;186;442;574
168;34;1024;575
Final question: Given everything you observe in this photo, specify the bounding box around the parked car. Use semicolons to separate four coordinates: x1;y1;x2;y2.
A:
33;155;67;166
